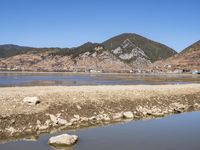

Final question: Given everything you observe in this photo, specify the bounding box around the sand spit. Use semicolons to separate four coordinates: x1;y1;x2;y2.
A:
0;84;200;141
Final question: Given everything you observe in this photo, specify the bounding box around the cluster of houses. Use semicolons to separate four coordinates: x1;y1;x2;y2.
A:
1;65;200;75
192;70;200;74
172;69;200;74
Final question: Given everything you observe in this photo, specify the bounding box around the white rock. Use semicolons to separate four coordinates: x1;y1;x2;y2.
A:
36;120;41;125
97;114;110;121
56;113;61;118
45;119;51;126
50;114;58;125
38;125;49;130
74;115;80;120
80;117;89;122
5;127;17;135
65;122;73;126
76;105;82;110
57;118;67;125
136;106;149;114
113;113;123;120
48;134;78;146
194;103;200;108
70;118;79;124
170;102;187;113
123;111;134;119
36;119;51;131
49;114;67;125
88;116;97;121
23;97;40;105
151;112;164;117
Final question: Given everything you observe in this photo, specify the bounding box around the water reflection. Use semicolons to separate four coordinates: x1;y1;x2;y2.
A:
0;112;200;150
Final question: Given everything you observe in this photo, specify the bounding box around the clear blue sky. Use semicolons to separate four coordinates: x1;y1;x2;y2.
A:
0;0;200;52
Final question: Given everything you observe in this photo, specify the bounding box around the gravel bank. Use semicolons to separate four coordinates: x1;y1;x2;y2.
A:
0;84;200;141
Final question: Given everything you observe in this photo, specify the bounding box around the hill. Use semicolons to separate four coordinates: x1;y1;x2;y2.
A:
153;40;200;72
102;33;177;62
0;44;33;58
0;33;177;72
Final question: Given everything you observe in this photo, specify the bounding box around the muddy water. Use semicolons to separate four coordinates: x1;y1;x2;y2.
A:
0;72;200;87
0;112;200;150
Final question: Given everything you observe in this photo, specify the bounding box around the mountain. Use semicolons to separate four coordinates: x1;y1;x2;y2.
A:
181;40;200;53
102;33;177;62
0;43;131;72
153;40;200;71
0;33;177;72
0;44;33;58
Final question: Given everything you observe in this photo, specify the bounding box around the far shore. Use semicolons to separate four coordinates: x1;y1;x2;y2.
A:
0;70;198;76
0;84;200;141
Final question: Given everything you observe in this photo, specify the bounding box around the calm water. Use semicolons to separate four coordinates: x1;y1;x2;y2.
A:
1;72;200;149
0;72;200;87
0;112;200;150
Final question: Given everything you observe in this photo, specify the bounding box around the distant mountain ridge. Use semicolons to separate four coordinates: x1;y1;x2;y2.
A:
0;33;177;72
181;40;200;53
0;44;33;58
152;40;200;71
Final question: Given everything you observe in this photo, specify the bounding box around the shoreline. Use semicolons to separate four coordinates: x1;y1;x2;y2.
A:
0;84;200;141
0;70;197;76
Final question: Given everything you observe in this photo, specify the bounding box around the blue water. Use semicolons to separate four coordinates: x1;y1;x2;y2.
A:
0;112;200;150
0;72;200;87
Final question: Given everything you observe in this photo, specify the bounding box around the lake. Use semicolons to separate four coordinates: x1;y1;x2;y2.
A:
0;112;200;150
1;72;200;150
0;72;200;87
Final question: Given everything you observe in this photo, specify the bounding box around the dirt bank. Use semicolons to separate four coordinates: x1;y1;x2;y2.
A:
0;84;200;141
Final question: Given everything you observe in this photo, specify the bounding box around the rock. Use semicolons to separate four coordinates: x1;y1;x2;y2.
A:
96;114;110;121
37;125;49;131
10;119;15;125
80;117;89;122
70;118;79;125
50;114;58;125
48;134;78;146
56;113;61;118
112;113;123;120
36;120;41;125
74;115;80;120
23;97;40;105
49;114;67;125
150;112;165;117
36;119;50;130
88;116;97;121
136;106;149;115
194;103;200;109
142;111;147;116
65;122;73;126
145;107;164;117
123;111;134;119
76;105;82;110
57;118;67;125
45;119;51;126
170;103;187;113
5;127;17;135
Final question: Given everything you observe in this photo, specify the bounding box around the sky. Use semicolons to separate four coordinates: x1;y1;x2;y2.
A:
0;0;200;52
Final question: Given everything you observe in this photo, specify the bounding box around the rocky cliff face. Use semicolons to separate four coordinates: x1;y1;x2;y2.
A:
108;39;151;69
0;33;176;72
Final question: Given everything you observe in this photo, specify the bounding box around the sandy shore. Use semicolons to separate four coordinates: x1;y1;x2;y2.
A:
1;84;200;140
